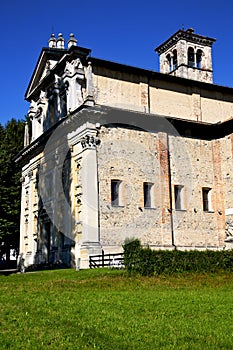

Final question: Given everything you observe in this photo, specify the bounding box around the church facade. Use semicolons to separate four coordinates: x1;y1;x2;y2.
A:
16;29;233;269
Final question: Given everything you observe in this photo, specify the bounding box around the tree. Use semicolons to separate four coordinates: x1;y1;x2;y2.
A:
0;118;25;264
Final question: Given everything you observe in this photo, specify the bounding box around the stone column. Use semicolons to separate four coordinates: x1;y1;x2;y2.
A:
170;55;174;71
194;49;197;68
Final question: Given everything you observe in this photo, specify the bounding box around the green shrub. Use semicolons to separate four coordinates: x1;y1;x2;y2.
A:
122;238;141;273
123;239;233;276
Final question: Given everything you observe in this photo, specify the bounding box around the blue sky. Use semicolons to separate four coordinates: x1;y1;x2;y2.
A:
1;0;233;125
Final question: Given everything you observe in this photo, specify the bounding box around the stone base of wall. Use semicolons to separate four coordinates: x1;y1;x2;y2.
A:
79;242;103;269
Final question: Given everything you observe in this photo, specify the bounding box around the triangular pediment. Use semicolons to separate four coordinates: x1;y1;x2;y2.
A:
25;48;66;100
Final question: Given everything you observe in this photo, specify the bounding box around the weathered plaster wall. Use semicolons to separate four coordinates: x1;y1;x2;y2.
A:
92;68;142;112
93;66;233;123
149;81;193;120
201;93;233;123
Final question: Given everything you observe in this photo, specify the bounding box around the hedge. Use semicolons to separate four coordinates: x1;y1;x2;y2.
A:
122;239;233;276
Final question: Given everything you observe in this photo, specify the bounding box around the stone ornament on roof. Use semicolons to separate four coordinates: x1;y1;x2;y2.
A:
56;33;65;49
68;33;77;48
64;58;83;77
48;33;78;49
48;33;56;48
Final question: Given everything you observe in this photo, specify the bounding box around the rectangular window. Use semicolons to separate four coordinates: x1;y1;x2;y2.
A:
174;185;184;210
144;182;154;208
111;180;122;207
202;187;212;212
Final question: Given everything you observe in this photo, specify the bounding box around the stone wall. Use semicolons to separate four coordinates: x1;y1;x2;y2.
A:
220;134;233;248
97;124;227;252
169;136;225;248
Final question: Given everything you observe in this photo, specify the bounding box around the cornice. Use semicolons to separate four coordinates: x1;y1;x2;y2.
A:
155;30;216;54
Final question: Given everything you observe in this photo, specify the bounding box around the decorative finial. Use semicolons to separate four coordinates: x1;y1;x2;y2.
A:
186;28;194;34
48;33;56;48
68;33;77;48
56;33;65;49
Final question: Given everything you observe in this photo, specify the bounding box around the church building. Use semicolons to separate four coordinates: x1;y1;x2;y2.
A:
16;28;233;269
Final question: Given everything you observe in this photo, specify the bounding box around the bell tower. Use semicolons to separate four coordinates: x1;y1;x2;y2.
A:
155;28;216;83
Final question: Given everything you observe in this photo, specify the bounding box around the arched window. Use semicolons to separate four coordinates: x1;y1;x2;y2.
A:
173;50;177;70
188;47;195;67
166;54;172;72
196;49;202;68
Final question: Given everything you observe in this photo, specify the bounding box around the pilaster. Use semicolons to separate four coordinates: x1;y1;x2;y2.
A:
157;132;173;247
84;62;95;106
212;140;226;247
140;78;149;113
192;89;201;121
70;123;102;268
63;58;85;112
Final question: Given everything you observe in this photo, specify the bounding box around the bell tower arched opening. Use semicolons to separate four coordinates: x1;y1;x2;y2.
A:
155;28;215;83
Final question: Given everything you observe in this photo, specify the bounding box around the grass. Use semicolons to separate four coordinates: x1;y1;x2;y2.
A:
0;269;233;349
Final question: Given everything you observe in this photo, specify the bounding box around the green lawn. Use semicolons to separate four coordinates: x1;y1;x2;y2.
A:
0;269;233;349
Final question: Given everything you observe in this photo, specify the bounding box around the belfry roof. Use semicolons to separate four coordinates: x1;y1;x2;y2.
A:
155;28;216;54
